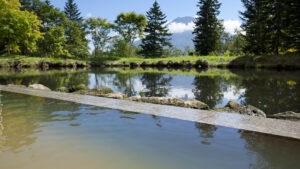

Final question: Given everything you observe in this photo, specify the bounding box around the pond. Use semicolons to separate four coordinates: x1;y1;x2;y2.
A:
0;91;300;169
1;68;299;115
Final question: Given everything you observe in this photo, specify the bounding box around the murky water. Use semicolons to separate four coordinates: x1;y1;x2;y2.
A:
0;91;299;169
1;68;300;114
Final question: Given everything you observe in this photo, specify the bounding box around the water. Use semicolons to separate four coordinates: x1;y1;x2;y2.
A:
0;91;299;169
0;68;300;114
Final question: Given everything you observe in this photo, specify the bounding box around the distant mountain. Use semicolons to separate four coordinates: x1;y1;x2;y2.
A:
169;16;194;25
167;16;194;50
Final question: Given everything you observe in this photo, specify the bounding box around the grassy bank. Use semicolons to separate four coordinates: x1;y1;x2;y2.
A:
102;55;239;66
1;54;300;69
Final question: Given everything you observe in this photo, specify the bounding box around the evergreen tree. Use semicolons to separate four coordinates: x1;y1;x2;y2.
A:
64;0;89;58
64;0;83;23
285;0;300;52
140;1;172;58
240;0;269;55
193;0;223;56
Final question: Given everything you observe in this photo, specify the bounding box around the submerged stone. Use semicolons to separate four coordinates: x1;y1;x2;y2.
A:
184;99;209;110
128;96;209;110
28;84;51;91
57;87;68;92
225;101;266;118
68;84;87;92
73;87;113;96
103;92;127;99
268;111;300;121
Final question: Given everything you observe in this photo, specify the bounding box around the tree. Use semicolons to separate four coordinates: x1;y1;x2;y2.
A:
193;0;223;56
38;26;70;57
0;0;43;54
114;12;147;57
86;17;113;57
64;0;82;23
240;0;269;55
140;1;172;58
63;0;89;58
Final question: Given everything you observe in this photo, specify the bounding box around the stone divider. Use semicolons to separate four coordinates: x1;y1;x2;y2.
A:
1;85;300;140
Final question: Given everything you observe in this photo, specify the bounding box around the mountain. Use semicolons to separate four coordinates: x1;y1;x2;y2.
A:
167;16;195;50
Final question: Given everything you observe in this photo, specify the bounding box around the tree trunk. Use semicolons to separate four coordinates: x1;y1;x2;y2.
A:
8;37;11;55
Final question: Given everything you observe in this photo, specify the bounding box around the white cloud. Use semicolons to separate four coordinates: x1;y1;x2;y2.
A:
86;13;93;18
168;21;195;33
223;20;242;34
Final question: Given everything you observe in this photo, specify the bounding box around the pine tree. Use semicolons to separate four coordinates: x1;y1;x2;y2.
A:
140;1;172;58
240;0;269;55
64;0;83;23
285;0;300;52
193;0;222;56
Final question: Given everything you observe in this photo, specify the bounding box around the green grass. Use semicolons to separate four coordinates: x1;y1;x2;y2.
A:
0;54;84;63
105;55;240;65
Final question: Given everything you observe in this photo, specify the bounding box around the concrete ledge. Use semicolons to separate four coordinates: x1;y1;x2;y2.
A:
1;85;300;140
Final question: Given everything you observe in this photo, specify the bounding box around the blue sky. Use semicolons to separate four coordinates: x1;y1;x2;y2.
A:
50;0;243;22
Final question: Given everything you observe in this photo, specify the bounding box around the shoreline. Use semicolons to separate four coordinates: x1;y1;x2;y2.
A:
1;55;300;70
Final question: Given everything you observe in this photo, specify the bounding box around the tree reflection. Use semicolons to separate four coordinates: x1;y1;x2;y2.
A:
239;130;300;169
236;71;300;114
0;70;89;90
140;73;172;97
195;123;218;145
192;76;225;108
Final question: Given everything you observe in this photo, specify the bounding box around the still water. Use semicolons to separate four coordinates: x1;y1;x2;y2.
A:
0;91;299;169
0;68;300;114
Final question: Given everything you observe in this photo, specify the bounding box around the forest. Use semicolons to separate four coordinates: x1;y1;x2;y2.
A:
0;0;299;60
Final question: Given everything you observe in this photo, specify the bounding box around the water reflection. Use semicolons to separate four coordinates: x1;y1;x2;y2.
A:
140;73;172;97
195;123;218;145
0;92;300;169
1;68;300;114
239;130;300;169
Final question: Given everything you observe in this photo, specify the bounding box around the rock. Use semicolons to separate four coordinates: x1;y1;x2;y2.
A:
195;59;209;68
40;60;50;70
68;84;87;92
7;84;26;88
157;61;167;67
73;87;114;96
167;61;173;67
127;96;142;101
268;111;300;121
213;107;231;112
140;61;150;67
13;60;22;69
226;101;245;111
28;84;51;91
103;92;127;99
225;101;266;117
57;87;68;92
130;62;139;68
184;99;209;110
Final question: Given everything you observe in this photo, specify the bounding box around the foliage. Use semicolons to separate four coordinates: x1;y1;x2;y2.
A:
114;12;147;57
221;29;245;56
86;17;113;57
193;0;223;56
140;1;172;58
38;26;70;57
64;0;83;23
0;0;43;54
